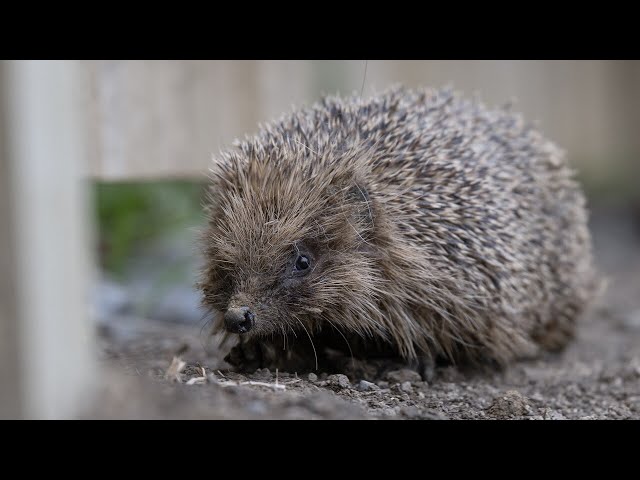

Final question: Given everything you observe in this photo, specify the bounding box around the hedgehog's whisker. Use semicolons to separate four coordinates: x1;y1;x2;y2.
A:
294;315;318;371
279;324;288;351
198;307;218;354
326;318;355;370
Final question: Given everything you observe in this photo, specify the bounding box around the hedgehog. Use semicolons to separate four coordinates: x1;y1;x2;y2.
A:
198;86;597;378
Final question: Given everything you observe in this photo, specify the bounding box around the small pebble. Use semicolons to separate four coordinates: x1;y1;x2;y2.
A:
327;374;350;389
486;390;531;418
358;380;380;391
308;373;318;382
385;369;422;384
400;381;413;393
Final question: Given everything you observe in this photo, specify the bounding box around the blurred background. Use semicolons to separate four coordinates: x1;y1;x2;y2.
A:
89;60;640;327
2;60;640;418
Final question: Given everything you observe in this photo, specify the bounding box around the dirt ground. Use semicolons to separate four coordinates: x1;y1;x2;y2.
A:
86;207;640;419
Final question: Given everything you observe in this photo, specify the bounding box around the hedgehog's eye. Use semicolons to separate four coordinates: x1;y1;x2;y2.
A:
295;255;310;271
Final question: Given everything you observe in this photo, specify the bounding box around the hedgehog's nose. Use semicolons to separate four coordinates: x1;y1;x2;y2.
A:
224;307;255;334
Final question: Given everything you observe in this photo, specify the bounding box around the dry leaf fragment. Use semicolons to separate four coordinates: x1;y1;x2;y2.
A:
165;356;186;383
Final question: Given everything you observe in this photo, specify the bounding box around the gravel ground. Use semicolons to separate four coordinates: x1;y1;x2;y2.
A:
87;208;640;419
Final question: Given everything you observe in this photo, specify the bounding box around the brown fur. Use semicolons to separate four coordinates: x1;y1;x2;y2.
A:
197;86;598;371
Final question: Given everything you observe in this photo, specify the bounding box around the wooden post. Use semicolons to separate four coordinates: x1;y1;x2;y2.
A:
0;60;95;419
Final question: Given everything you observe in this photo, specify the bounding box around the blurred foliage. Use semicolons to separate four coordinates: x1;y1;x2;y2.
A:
95;181;207;278
575;153;640;207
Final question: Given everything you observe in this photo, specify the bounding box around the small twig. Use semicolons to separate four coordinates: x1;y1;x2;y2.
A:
186;377;206;386
164;356;186;383
218;381;239;388
242;381;286;391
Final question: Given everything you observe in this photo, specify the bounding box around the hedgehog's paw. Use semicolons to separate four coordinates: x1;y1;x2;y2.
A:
223;338;264;371
405;353;436;383
323;347;380;381
223;337;312;373
417;354;437;383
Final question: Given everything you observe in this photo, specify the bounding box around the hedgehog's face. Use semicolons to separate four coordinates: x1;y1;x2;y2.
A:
208;238;324;338
199;154;384;343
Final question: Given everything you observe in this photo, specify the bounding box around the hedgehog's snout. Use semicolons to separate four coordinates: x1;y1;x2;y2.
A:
224;306;255;334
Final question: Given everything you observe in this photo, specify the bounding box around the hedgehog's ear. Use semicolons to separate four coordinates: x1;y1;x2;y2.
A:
346;183;373;224
328;173;375;233
346;182;376;243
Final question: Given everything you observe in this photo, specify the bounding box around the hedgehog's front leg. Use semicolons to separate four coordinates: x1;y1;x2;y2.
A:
223;336;317;373
415;354;436;383
223;337;264;372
